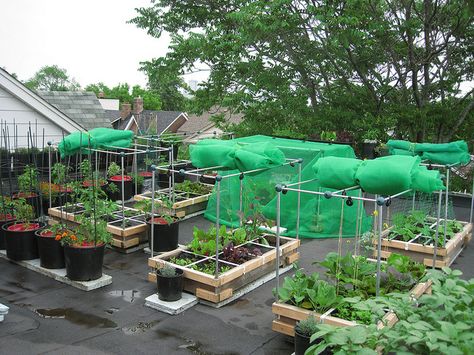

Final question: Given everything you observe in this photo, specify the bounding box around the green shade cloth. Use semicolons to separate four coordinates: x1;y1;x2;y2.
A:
201;135;372;239
387;140;470;165
190;139;286;171
58;128;134;158
314;155;445;195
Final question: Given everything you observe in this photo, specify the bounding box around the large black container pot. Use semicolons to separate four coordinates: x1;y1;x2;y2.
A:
362;141;377;159
13;191;41;218
64;243;105;281
0;215;16;250
3;221;45;261
295;329;314;355
147;217;179;253
157;268;183;301
35;229;65;269
107;176;134;201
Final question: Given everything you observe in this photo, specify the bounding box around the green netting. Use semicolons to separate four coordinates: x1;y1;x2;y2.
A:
199;135;372;239
387;140;470;165
189;139;285;171
58;128;134;158
313;155;445;195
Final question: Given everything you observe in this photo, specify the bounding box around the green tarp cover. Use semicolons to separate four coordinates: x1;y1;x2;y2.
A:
313;155;445;195
58;128;134;158
387;140;470;165
200;135;372;239
189;139;285;171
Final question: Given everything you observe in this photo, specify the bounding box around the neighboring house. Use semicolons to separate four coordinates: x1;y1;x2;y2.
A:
38;91;111;131
0;68;84;148
178;107;243;143
110;97;188;136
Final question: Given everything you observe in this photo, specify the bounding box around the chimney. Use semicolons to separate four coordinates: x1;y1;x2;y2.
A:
98;91;105;99
120;102;131;120
133;96;144;115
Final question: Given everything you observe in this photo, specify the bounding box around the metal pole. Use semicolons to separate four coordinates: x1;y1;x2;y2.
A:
443;168;450;246
48;142;52;210
215;178;221;278
134;144;138;196
432;190;443;269
275;188;281;302
150;167;156;258
171;144;175;204
470;171;474;224
412;191;416;211
375;202;383;297
295;161;302;239
239;176;243;227
121;153;125;222
95;150;99;187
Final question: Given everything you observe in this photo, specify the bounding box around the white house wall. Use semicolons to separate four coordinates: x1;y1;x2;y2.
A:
0;86;68;149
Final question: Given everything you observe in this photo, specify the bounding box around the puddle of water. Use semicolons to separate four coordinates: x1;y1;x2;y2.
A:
34;308;117;328
105;307;120;314
108;290;141;303
122;321;159;335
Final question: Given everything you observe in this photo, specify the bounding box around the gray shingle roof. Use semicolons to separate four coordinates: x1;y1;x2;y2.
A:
38;91;111;130
105;109;120;123
137;111;185;135
179;107;243;133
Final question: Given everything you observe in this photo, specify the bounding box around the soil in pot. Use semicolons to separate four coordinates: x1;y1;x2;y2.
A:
107;175;134;201
64;243;105;281
0;214;16;250
156;268;183;301
147;217;179;252
3;221;45;260
36;229;65;269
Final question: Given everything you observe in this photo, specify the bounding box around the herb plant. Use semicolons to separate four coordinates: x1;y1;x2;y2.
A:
295;316;319;337
18;165;39;193
107;162;121;177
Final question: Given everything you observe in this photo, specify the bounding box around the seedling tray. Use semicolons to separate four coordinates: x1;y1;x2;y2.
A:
148;234;300;304
374;219;472;268
271;280;432;337
134;184;213;219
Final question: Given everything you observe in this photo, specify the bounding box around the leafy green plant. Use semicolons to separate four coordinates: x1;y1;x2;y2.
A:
175;180;212;195
12;198;34;224
107;162;121;177
188;260;231;275
80;159;92;179
188;225;249;256
160;133;183;147
0;196;15;218
51;162;69;185
18;165;39;193
320;131;336;142
295;316;319;337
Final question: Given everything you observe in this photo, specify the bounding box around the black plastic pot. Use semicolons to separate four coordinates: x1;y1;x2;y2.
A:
362;141;377;159
295;330;314;355
13;191;42;218
3;221;45;261
107;176;134;201
147;217;179;252
156;268;183;301
35;230;65;269
0;216;16;250
64;243;105;281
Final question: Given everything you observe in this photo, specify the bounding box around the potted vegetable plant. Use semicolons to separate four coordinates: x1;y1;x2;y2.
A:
0;196;16;250
156;264;184;302
35;223;66;269
106;162;134;201
81;159;107;188
56;186;112;280
2;198;45;261
132;173;145;195
135;198;180;252
294;316;321;355
40;162;72;212
13;165;41;217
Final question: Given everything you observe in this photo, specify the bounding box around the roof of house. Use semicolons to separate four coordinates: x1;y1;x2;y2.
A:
38;91;111;130
105;109;120;123
179;107;243;134
0;68;84;132
137;110;187;135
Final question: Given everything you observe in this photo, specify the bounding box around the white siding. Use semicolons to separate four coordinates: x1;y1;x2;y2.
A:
0;87;67;149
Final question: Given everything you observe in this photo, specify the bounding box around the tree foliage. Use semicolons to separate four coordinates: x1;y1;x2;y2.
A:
131;0;474;143
85;82;162;110
25;65;80;91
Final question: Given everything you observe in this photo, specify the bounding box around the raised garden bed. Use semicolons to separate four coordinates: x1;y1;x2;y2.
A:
374;214;472;268
134;183;214;219
148;234;300;304
271;280;433;337
48;204;148;251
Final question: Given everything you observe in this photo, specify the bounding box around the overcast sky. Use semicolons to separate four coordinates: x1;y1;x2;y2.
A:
0;0;205;88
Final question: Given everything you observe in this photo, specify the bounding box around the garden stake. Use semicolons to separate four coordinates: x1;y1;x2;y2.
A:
239;174;244;227
215;177;221;278
296;160;302;239
150;166;156;258
375;200;383;297
48;142;52;210
432;189;443;269
275;187;282;303
121;152;125;223
443;167;450;247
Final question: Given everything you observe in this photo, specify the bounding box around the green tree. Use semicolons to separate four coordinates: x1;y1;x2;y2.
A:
131;0;474;143
25;65;80;91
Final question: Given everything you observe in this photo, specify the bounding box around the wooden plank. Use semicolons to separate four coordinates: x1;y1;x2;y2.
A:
111;237;139;249
196;288;233;303
272;319;295;337
107;223;148;238
378;312;398;329
285;251;300;265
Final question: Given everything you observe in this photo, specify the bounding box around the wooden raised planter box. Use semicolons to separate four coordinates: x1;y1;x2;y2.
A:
48;204;149;250
374;220;472;268
134;185;213;218
272;280;433;337
148;235;300;304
